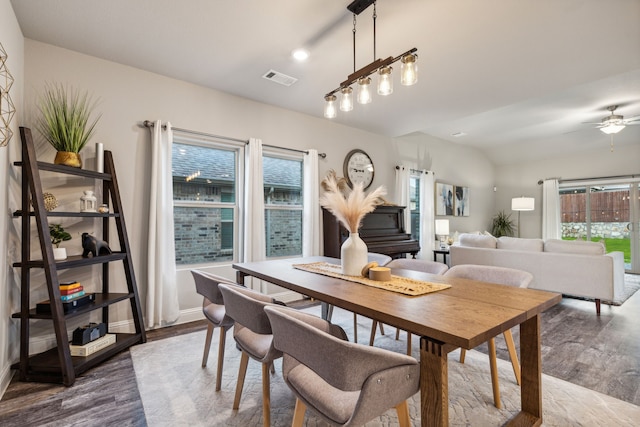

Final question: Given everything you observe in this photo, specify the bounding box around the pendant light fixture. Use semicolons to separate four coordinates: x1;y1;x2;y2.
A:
377;65;393;95
324;94;337;118
340;87;354;111
323;0;417;118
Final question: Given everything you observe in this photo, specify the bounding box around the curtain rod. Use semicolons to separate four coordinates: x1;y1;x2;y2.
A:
537;174;639;185
142;120;326;158
395;166;432;174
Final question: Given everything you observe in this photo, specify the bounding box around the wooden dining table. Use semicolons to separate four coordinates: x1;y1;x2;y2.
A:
233;256;562;427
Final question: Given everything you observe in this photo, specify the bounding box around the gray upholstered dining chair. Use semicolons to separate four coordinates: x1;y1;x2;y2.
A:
264;304;419;427
190;269;235;391
218;283;283;427
444;264;534;408
370;258;450;355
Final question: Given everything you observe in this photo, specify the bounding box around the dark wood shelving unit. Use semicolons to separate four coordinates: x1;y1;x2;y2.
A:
13;127;146;386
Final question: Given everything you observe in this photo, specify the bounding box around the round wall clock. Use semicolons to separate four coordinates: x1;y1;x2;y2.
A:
343;149;375;190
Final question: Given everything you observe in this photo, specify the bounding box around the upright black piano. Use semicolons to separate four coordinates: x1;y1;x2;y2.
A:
322;205;420;259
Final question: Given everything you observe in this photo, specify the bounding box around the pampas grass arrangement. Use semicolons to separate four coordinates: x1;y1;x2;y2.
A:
320;170;386;233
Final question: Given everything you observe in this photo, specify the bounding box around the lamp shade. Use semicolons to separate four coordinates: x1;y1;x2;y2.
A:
511;197;535;211
435;219;450;235
600;124;625;134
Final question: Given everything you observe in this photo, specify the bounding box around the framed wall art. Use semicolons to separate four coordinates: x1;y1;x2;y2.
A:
435;182;454;216
454;186;469;216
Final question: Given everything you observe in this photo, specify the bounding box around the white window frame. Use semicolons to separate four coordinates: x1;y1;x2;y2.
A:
263;149;304;259
172;133;245;267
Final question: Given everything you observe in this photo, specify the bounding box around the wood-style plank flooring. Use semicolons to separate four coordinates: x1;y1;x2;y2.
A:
0;289;638;426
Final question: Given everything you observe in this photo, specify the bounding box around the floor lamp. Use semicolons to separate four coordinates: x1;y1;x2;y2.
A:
511;197;535;237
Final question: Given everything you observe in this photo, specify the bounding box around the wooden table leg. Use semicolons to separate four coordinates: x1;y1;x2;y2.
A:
235;271;248;286
507;314;543;426
420;337;454;427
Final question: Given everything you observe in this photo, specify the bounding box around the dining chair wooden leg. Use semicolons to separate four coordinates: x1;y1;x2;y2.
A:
269;361;275;374
353;313;358;343
503;329;521;385
488;338;501;409
395;400;411;427
395;328;401;340
406;333;412;357
202;323;214;368
261;363;271;427
215;326;227;391
292;398;306;427
378;322;385;335
459;348;466;364
233;352;249;410
369;320;378;346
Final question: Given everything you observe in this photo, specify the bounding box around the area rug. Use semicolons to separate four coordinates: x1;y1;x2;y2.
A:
614;273;640;305
568;273;640;306
131;306;640;426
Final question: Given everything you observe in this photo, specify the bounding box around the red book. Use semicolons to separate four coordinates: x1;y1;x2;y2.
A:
60;286;84;295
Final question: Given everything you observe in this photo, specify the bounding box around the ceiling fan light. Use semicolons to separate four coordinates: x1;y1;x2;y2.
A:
400;53;418;86
377;66;393;96
357;77;372;104
340;87;353;111
324;94;337;119
600;124;625;134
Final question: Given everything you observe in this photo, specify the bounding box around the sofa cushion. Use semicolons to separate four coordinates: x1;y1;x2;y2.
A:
497;237;543;252
458;233;497;249
544;239;605;255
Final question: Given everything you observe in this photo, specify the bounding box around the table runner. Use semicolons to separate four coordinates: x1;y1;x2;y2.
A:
292;261;451;296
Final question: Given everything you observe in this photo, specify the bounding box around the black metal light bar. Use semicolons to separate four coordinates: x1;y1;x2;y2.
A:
347;0;376;15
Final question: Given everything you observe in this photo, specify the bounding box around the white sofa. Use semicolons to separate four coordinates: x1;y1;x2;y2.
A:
449;234;626;315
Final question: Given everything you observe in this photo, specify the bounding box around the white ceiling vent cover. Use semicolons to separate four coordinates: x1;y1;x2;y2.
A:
262;69;298;86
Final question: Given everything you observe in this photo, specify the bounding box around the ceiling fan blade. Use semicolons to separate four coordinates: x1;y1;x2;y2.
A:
623;115;640;123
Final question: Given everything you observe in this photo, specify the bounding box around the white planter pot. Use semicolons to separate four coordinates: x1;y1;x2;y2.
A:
340;232;368;276
53;247;67;260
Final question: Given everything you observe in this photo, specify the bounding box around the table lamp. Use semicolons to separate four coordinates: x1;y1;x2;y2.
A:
435;219;450;249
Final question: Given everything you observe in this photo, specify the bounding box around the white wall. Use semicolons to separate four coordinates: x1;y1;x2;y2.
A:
16;40;400;333
393;132;496;236
1;0;24;399
495;143;640;238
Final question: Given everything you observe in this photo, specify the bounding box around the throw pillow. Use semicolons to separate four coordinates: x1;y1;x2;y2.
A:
497;237;544;252
543;239;605;255
458;233;497;249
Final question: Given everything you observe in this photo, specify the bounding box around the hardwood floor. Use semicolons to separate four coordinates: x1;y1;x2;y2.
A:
0;289;638;426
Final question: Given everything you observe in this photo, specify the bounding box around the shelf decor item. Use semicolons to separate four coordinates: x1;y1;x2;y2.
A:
49;223;71;260
80;190;97;212
35;83;101;168
319;170;386;276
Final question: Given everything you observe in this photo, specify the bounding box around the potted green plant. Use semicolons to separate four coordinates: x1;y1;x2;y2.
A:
490;210;515;237
36;83;101;168
49;223;72;260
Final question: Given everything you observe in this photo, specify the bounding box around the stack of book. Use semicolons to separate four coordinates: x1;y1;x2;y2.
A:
36;282;96;314
69;333;116;357
59;281;84;301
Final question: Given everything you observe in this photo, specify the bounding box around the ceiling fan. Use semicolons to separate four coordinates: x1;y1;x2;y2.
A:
584;105;640;134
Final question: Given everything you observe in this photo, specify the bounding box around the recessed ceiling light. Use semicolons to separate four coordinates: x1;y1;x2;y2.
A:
292;48;309;62
452;132;467;137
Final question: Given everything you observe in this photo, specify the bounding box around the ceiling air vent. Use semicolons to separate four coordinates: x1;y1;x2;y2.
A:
262;69;298;87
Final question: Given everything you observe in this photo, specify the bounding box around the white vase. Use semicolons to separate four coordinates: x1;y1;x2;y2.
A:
53;247;67;260
341;232;368;276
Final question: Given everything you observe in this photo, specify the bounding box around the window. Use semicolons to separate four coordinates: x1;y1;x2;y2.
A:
409;174;421;241
172;139;242;265
263;154;303;257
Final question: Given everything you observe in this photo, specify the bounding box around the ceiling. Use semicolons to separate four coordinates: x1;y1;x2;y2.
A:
10;0;640;165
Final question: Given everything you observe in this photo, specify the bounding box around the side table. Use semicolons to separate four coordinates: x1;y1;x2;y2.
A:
433;248;450;264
